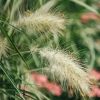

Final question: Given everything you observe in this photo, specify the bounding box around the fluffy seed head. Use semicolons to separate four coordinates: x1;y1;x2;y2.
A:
15;12;66;34
0;37;9;59
39;48;92;97
14;0;66;35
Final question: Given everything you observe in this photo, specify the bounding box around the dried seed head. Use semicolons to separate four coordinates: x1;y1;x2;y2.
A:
15;12;66;34
0;37;9;59
39;48;92;97
14;0;66;35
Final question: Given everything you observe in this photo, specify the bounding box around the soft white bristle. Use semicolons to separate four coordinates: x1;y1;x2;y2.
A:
14;0;66;35
0;37;9;59
39;48;91;97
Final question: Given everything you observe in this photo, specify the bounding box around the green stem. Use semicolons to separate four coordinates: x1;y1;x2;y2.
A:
0;19;23;33
0;24;29;69
0;62;25;100
71;0;99;15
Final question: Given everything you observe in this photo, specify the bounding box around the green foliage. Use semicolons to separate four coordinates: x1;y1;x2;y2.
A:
0;0;100;100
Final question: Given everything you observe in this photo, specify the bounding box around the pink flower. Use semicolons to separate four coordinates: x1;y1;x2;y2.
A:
44;82;62;96
81;12;100;23
31;72;48;87
89;69;100;80
88;69;100;97
31;72;62;96
89;86;100;97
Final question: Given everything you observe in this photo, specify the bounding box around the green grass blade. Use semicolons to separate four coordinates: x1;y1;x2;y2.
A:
0;62;25;100
71;0;99;14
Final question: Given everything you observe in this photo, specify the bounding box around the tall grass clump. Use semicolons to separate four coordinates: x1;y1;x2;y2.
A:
0;0;99;100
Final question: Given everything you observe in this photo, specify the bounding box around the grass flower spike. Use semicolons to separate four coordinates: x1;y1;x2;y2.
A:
39;48;91;97
14;0;66;34
0;37;9;59
16;13;66;34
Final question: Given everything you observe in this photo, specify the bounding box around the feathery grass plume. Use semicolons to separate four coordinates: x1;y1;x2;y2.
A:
39;48;92;97
14;1;66;35
0;37;9;59
15;12;66;34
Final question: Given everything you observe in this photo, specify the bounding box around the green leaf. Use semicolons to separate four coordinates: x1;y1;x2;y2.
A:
71;0;99;14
